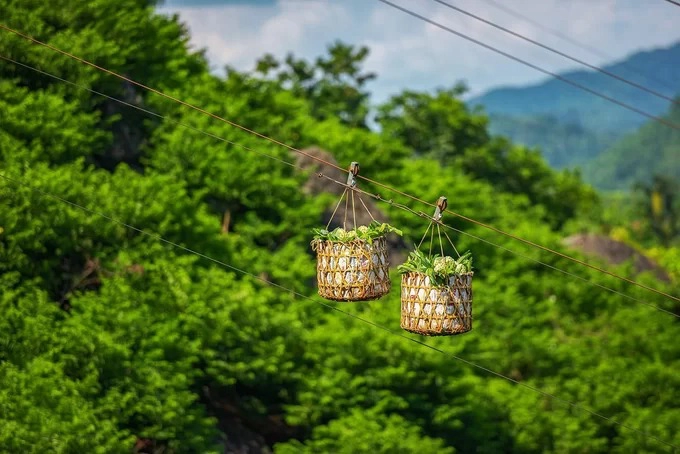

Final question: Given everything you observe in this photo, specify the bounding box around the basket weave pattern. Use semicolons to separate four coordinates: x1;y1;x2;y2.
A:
313;236;390;301
400;272;473;336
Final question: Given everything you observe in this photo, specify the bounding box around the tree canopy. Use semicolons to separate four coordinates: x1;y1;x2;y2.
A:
0;1;678;453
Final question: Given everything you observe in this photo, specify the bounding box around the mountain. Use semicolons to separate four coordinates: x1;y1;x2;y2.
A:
583;99;680;190
485;113;620;168
468;42;680;170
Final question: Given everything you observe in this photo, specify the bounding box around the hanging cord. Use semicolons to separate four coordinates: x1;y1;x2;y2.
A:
437;224;445;258
343;190;349;230
0;40;677;303
351;190;357;231
326;187;348;231
358;194;377;223
0;172;675;450
324;161;367;231
434;196;460;258
433;197;461;258
429;225;435;257
441;226;461;258
417;222;433;249
2;54;677;317
417;197;463;259
419;196;461;259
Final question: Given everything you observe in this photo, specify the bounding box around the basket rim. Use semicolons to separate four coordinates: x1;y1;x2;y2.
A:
312;235;387;245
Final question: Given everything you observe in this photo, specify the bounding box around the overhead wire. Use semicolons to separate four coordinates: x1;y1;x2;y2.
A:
476;0;680;93
373;0;680;131
1;30;679;309
2;26;677;307
2;24;679;305
429;0;679;105
399;205;680;319
7;55;680;398
1;54;677;319
2;64;672;447
1;12;678;446
662;0;680;7
0;34;680;308
1;26;678;305
0;170;676;450
0;56;299;171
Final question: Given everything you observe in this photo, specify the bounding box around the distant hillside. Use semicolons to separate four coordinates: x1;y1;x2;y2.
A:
469;42;680;170
470;42;680;132
583;100;680;190
486;113;619;168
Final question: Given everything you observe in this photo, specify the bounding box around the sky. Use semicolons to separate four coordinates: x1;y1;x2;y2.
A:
156;0;680;103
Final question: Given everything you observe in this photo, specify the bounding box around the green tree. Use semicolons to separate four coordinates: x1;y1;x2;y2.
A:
275;408;455;454
252;41;376;128
376;84;489;163
376;86;597;229
583;98;680;191
633;175;679;246
1;1;679;452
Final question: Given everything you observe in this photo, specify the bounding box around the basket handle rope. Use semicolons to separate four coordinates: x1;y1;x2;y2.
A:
325;161;378;231
417;196;461;258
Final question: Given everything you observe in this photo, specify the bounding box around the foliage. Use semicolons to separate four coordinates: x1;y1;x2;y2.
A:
376;87;599;229
633;175;680;246
0;1;678;453
584;100;680;191
275;408;455;454
469;42;680;133
311;221;402;244
251;41;376;129
376;84;490;164
577;174;680;251
647;246;680;281
486;113;620;169
471;44;680;180
397;248;473;286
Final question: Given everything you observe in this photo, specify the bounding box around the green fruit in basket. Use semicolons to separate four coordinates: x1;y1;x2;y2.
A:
433;256;455;274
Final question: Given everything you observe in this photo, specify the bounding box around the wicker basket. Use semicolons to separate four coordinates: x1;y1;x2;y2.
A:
312;235;391;301
400;271;473;336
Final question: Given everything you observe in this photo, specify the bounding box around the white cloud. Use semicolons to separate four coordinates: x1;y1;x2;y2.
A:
160;0;350;73
157;0;680;102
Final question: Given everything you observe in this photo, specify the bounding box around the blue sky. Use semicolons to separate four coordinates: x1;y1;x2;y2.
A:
157;0;680;103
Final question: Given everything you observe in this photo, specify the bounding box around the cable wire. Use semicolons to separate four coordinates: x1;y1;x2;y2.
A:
2;53;678;317
1;31;678;305
379;198;680;319
430;0;679;105
476;0;679;93
373;1;680;131
0;171;676;450
663;0;680;7
0;56;298;171
3;53;680;439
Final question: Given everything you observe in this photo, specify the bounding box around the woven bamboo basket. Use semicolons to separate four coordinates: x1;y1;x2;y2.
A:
312;235;391;301
400;271;473;336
